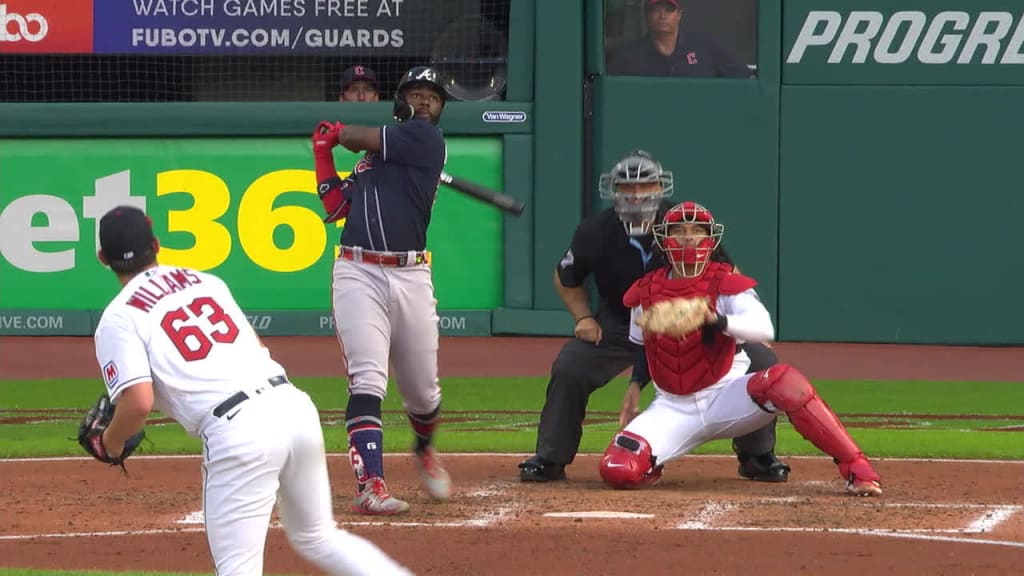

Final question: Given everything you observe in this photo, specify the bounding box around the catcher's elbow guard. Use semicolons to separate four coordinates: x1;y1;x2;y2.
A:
599;431;663;489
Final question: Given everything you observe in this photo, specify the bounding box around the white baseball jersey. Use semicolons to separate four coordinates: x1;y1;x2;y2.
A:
94;265;287;436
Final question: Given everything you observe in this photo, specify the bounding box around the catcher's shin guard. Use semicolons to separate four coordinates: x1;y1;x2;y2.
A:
747;365;880;485
599;431;663;489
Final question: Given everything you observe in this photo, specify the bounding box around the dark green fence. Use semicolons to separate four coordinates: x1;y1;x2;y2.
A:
3;0;1023;344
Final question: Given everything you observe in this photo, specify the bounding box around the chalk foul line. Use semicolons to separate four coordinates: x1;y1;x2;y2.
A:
684;526;1024;549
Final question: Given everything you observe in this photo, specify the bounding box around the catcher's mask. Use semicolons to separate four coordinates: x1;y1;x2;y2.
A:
598;150;673;237
393;66;447;124
654;201;723;278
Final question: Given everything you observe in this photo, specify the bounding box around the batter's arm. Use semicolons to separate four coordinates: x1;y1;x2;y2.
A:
338;125;382;153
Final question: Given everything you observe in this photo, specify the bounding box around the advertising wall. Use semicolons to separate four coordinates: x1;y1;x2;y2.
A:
0;0;474;56
0;137;503;335
593;0;1024;345
778;0;1024;344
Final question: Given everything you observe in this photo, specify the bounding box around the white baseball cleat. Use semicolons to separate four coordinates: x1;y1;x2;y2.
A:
351;477;410;515
413;447;451;500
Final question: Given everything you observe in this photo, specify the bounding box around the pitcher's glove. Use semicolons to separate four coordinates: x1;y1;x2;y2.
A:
636;297;712;338
77;393;145;471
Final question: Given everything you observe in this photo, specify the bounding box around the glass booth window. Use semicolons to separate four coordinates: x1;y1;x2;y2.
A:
604;0;758;78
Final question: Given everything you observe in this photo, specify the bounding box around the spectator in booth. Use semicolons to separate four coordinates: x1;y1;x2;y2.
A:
338;65;380;102
606;0;752;78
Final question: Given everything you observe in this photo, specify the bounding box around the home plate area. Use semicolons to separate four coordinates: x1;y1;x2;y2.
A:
166;456;1021;548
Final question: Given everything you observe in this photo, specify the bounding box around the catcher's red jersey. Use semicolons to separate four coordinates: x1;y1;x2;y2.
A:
623;262;756;395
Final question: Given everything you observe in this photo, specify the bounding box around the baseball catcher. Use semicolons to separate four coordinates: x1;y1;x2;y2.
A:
77;393;145;472
599;201;883;497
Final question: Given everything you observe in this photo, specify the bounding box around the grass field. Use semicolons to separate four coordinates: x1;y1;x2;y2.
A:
2;376;1022;576
3;377;1023;460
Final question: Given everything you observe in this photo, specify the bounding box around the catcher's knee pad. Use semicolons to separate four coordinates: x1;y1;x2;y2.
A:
746;364;814;413
599;431;663;490
747;364;864;468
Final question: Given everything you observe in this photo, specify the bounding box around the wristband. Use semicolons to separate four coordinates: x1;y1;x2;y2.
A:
575;315;593;325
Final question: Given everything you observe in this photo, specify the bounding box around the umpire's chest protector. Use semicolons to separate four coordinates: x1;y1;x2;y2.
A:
623;263;756;395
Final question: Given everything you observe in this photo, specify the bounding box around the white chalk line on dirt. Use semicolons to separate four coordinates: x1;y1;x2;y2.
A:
965;505;1021;533
759;496;1012;510
685;527;1024;549
0;528;206;541
3;482;520;541
3;454;1022;464
173;481;519;530
677;503;737;530
676;498;1022;548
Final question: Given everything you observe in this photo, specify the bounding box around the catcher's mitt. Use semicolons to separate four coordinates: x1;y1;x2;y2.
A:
636;297;711;338
77;393;145;472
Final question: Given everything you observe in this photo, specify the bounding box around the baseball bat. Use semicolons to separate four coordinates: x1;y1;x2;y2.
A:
440;171;525;216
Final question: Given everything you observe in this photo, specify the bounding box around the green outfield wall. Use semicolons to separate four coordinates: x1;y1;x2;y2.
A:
2;0;1022;344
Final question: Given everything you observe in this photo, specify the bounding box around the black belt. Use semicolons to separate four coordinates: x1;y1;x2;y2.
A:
213;376;289;418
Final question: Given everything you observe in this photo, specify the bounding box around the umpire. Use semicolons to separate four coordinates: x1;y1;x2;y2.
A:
519;150;791;483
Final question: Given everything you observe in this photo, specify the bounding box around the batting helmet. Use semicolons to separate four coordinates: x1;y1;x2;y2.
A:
653;201;723;278
392;66;447;124
598;150;674;237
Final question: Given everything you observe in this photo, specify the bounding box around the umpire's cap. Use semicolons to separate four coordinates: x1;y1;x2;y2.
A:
99;206;157;273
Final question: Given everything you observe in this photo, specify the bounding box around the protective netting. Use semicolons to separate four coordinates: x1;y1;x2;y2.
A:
0;0;510;103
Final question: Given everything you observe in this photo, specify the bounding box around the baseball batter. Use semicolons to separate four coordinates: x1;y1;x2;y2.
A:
599;201;883;497
313;66;451;515
90;206;412;575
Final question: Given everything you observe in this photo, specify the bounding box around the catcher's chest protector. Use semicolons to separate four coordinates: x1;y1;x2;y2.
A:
626;262;753;395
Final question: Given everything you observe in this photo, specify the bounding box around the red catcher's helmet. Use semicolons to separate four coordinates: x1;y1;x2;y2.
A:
653;201;723;278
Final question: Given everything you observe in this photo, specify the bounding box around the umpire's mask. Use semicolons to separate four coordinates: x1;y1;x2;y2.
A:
598;150;674;237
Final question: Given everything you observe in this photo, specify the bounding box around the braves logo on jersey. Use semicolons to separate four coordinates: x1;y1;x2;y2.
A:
354;154;376;174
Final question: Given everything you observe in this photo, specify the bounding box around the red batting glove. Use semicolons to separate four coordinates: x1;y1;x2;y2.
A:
313;121;341;183
312;121;342;153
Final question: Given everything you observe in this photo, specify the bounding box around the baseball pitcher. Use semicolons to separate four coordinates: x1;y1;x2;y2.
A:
87;206;412;575
599;201;883;497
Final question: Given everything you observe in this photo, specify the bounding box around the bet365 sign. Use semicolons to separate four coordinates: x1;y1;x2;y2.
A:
0;168;340;275
783;0;1024;84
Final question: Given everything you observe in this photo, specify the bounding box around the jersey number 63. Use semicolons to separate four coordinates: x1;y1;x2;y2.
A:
160;297;240;362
